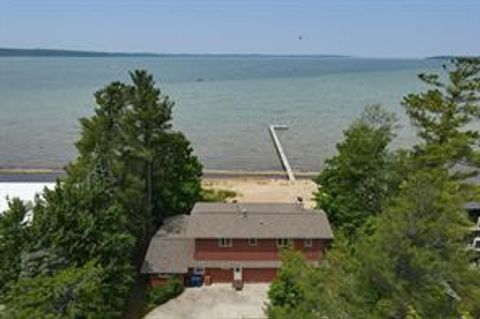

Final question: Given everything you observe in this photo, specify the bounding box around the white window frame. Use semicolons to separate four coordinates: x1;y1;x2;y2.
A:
276;238;290;248
218;238;232;248
472;237;480;251
248;238;258;246
304;239;313;248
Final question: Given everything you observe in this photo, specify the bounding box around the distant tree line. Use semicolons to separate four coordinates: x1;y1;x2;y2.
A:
0;71;202;318
267;58;480;318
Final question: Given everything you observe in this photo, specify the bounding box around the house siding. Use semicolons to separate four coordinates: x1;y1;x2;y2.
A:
243;268;277;282
195;239;324;261
205;268;233;283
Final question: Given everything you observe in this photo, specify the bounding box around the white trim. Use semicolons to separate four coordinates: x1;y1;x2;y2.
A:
218;238;233;248
304;239;313;248
276;238;289;248
248;238;258;246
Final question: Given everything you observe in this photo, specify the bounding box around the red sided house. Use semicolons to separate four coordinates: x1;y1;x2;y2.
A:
141;203;334;287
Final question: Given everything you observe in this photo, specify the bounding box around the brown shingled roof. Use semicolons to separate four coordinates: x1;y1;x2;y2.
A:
186;203;333;239
141;215;193;274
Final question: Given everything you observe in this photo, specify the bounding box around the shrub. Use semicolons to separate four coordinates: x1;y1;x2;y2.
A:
199;188;236;202
147;276;184;308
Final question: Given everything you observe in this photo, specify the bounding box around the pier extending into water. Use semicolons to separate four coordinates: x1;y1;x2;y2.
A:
268;125;295;181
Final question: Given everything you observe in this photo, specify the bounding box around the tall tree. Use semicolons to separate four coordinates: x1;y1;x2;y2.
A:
71;71;202;316
71;70;202;239
403;58;480;178
315;105;399;235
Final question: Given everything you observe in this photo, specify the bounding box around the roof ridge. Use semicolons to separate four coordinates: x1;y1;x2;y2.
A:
190;211;322;215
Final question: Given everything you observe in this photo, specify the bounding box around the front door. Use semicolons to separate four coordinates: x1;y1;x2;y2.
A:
233;266;242;281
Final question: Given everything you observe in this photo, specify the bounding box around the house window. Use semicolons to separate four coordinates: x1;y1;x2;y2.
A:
304;239;313;248
276;238;290;248
218;238;232;247
248;238;258;246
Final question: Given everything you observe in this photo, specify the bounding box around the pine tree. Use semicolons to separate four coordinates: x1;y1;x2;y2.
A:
402;58;480;178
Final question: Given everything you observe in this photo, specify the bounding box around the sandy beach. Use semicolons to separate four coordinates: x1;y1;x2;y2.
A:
202;177;317;208
1;175;318;213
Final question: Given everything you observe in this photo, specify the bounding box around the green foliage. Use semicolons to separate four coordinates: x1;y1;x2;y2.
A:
146;276;184;309
199;188;237;202
315;105;400;235
406;306;423;319
1;262;112;319
267;233;370;319
1;160;136;316
358;170;480;318
402;58;480;177
0;199;30;300
266;249;313;319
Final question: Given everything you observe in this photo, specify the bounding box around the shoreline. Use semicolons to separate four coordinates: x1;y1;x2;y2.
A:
1;170;319;210
0;167;318;182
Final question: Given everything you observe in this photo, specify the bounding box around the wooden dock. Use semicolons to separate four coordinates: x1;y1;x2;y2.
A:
268;125;295;181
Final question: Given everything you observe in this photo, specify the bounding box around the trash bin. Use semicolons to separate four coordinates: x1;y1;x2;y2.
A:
189;274;204;287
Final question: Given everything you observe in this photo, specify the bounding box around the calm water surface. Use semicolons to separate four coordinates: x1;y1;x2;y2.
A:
0;57;442;171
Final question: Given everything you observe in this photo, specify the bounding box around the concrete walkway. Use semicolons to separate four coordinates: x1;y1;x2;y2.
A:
144;283;269;319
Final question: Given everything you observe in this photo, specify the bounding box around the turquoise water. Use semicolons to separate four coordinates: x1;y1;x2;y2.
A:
0;57;442;171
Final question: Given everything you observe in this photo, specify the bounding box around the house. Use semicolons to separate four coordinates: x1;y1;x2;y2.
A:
141;202;334;286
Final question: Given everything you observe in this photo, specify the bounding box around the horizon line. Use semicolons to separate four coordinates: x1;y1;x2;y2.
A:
1;46;473;60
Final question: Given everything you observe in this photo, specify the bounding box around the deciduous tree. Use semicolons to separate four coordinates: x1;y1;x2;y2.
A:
315;105;399;235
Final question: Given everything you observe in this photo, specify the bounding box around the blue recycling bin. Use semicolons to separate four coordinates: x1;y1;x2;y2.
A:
189;274;203;287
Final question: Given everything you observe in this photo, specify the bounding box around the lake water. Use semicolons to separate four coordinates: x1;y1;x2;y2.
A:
0;56;442;172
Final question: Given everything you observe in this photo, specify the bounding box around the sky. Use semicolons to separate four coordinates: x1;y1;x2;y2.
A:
0;0;479;58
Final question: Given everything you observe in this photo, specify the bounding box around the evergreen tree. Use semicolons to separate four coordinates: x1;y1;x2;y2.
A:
358;170;480;318
403;58;480;178
71;70;202;239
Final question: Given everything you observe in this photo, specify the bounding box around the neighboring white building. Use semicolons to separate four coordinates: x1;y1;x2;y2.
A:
0;183;55;214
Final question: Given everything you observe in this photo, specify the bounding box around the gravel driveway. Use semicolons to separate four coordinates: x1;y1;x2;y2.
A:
144;283;269;319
